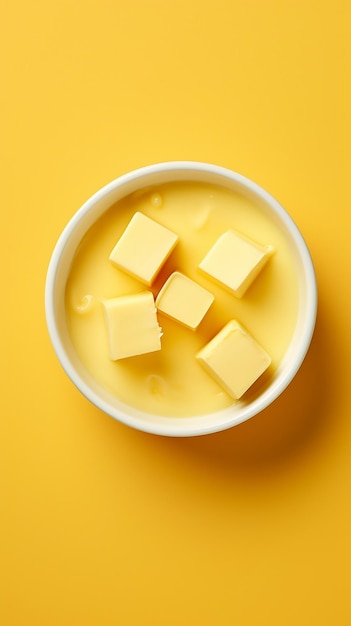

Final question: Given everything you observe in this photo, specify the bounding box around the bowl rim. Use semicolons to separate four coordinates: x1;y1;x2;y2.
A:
45;161;318;437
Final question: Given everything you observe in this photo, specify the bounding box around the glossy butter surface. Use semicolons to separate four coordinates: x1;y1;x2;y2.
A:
156;271;214;330
109;211;179;285
199;229;274;297
196;319;272;399
102;291;162;360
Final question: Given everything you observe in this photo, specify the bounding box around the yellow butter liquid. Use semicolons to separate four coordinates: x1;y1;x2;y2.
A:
65;181;299;417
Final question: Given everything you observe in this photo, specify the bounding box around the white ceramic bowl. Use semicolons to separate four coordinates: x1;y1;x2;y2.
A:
45;162;317;437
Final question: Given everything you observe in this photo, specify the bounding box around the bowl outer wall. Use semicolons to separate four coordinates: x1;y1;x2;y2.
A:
45;162;318;437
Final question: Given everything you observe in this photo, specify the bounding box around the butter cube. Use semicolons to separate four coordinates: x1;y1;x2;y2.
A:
102;291;162;360
156;271;214;330
196;320;271;399
198;230;274;297
109;212;179;285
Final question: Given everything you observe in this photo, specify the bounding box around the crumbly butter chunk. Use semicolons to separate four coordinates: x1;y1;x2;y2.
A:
109;212;179;285
196;320;271;399
198;229;274;297
102;291;162;360
156;271;214;330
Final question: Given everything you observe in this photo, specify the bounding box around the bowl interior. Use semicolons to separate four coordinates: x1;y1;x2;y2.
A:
46;163;317;436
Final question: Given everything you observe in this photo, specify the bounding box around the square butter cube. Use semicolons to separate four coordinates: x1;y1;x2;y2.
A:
109;212;179;285
156;271;214;330
102;291;162;360
196;320;271;399
198;229;274;298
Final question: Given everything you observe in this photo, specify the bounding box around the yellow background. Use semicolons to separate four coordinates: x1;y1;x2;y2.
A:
1;1;351;624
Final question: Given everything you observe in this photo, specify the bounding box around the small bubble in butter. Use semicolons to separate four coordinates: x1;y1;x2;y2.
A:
146;374;168;397
150;192;163;208
74;294;95;314
192;202;212;229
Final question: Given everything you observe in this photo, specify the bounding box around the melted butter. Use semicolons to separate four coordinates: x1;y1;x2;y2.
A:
65;181;299;417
